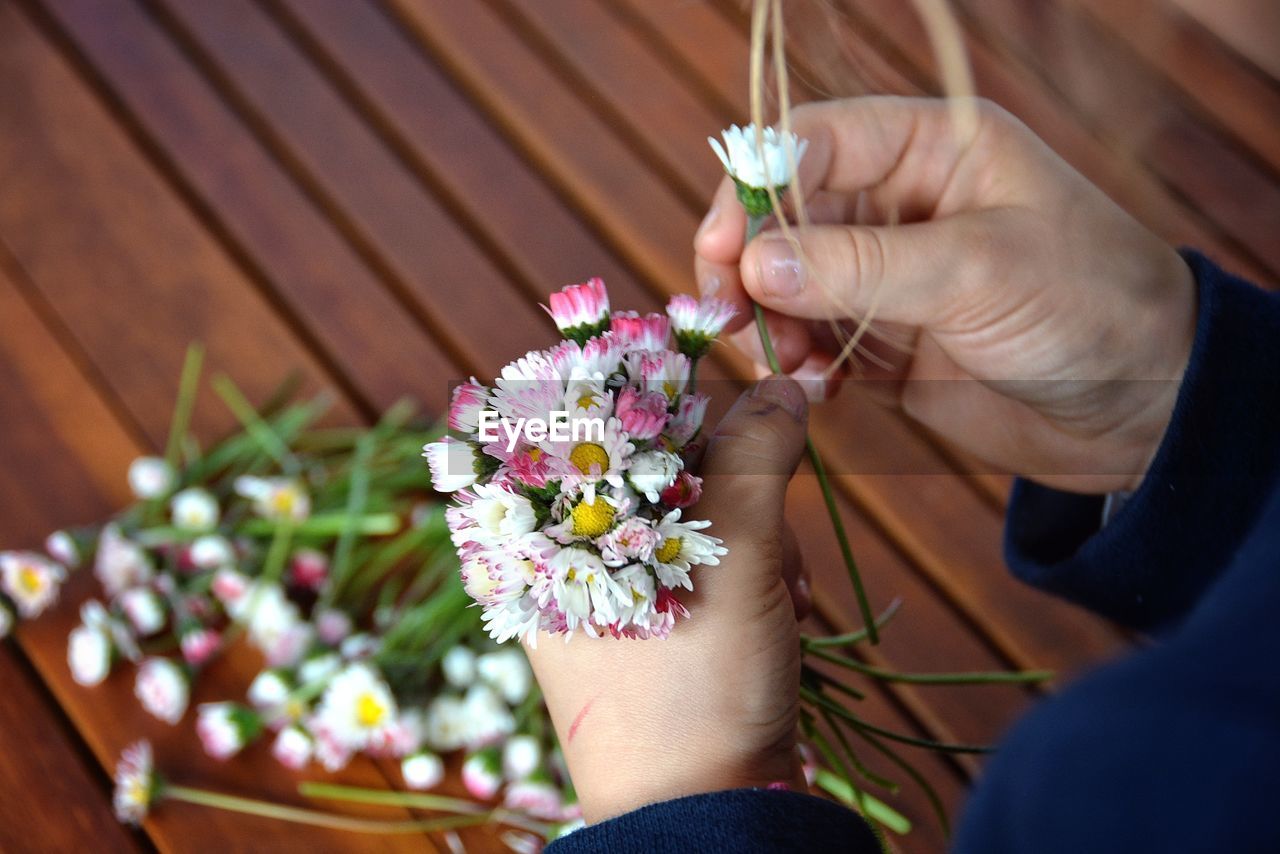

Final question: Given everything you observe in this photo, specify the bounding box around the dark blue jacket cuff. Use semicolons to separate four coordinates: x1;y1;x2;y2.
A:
545;789;879;853
1004;251;1280;632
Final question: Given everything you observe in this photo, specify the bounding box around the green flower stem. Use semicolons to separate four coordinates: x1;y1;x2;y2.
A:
801;663;866;702
298;782;483;815
813;769;911;837
323;433;375;609
804;645;1054;686
801;598;903;649
239;513;400;538
817;705;899;794
801;686;993;754
163;785;492;834
848;722;952;838
165;343;205;472
213;374;300;473
746;213;878;644
298;783;553;837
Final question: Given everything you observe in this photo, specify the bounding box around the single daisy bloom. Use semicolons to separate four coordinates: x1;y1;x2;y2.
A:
423;694;470;752
67;622;113;687
82;599;140;663
0;551;66;618
609;311;670;353
180;626;221;667
461;747;504;800
441;645;478;689
314;607;353;646
451;483;539;547
660;470;704;509
598;516;660;566
402;750;445;790
247;668;292;714
665;392;710;448
170;487;220;532
196;702;262;760
313;663;398;751
119;587;166;636
113;740;158;825
449;378;491;434
475;649;533;706
614;387;669;442
651;509;727;590
188;534;235;571
45;530;80;568
272;724;313;770
627;349;691;403
463;683;516;749
666;294;737;360
127;456;175;500
135;658;189;725
94;524;154;598
626;449;683;503
709;123;809;215
234;476;311;523
504;778;565;821
210;567;251;608
543;277;610;343
543;416;634;502
502;734;542;781
423;437;486;492
547;547;618;633
289;549;330;592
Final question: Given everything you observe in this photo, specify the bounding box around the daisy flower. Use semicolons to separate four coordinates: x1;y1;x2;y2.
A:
45;530;80;568
0;551;66;618
609;311;670;352
667;294;737;359
113;740;157;825
196;702;262;760
313;663;397;752
188;535;235;570
180;626;221;667
462;747;503;800
67;622;112;686
626;449;683;503
709;123;809;215
127;456;175;500
402;751;445;790
119;587;166;636
423;437;485;492
651;510;728;590
543;277;610;343
135;658;189;725
449;378;491;433
94;524;154;598
441;645;478;689
170;487;219;532
289;549;329;592
613;386;669;441
505;778;565;821
234;476;311;523
462;683;516;748
502;734;542;781
272;725;314;770
423;694;470;752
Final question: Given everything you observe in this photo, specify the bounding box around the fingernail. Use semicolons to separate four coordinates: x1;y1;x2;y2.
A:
756;237;804;297
790;360;830;403
694;204;719;243
697;270;722;296
751;376;807;421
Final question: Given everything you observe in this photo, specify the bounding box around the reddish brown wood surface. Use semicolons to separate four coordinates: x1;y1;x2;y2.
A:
0;0;1274;850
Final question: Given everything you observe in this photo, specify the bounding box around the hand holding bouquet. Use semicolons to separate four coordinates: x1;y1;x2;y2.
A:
425;278;738;642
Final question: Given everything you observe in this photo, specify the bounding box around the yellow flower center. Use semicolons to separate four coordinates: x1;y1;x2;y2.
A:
355;692;387;728
632;588;645;603
576;392;599;411
271;489;297;516
655;537;683;564
571;498;616;538
18;567;44;595
527;447;543;463
663;380;678;400
569;442;609;475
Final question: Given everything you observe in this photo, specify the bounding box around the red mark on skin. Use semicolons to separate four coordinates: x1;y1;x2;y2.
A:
568;698;595;744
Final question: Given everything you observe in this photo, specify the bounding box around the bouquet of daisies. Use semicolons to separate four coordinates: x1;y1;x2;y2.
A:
424;278;737;642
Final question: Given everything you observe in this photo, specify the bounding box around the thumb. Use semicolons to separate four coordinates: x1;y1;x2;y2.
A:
740;215;989;327
696;376;809;553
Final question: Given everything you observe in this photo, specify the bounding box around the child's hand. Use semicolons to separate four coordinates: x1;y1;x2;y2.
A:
525;377;811;823
696;97;1197;493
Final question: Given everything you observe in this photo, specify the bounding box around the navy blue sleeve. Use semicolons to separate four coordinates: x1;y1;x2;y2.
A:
546;789;880;853
954;252;1280;852
1004;251;1280;633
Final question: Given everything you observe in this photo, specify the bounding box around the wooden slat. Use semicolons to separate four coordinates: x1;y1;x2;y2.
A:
0;6;435;850
831;0;1275;284
948;0;1280;279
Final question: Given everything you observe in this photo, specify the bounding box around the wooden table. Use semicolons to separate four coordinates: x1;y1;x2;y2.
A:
0;1;1275;851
